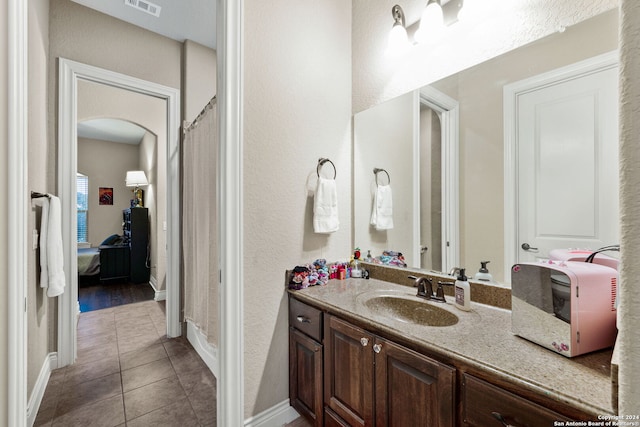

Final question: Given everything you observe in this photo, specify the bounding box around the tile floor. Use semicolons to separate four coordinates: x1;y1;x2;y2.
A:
34;300;217;427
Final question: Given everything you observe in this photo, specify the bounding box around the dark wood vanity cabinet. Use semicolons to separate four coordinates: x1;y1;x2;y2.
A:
290;295;598;427
324;315;375;426
460;374;571;426
289;299;324;426
375;338;455;427
323;314;455;427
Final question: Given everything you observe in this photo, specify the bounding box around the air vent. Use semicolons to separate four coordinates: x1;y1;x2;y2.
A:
124;0;161;17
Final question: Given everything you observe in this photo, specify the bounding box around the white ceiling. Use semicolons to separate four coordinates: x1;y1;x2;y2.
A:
71;0;217;49
78;119;147;145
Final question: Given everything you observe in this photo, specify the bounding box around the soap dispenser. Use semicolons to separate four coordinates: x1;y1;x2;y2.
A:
454;268;471;311
474;261;494;282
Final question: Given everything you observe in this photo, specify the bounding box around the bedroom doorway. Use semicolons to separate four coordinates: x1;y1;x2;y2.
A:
58;58;181;367
76;114;159;312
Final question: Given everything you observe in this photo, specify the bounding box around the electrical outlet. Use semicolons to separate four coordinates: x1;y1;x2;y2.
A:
163;221;167;231
32;229;39;250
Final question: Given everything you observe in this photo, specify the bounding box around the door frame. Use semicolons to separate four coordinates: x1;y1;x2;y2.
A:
503;50;618;282
418;86;460;274
57;58;182;367
7;0;28;424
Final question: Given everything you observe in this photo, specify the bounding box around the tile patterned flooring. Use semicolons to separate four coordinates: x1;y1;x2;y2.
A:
34;300;217;427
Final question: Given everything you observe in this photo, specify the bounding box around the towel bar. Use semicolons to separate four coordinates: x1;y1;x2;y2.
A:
31;191;51;199
317;158;336;179
373;168;390;185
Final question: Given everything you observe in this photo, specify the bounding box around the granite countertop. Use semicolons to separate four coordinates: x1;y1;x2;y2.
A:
289;277;614;417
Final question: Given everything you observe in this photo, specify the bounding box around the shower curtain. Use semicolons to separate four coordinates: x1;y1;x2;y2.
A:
182;97;219;347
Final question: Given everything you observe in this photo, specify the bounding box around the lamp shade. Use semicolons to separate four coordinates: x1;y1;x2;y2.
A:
125;170;149;187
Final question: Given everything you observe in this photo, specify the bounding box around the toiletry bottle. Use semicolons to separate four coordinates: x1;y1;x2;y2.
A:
365;250;373;262
474;261;493;282
454;268;471;311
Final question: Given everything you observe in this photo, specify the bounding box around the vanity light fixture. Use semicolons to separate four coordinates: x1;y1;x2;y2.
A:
414;0;445;44
386;5;412;56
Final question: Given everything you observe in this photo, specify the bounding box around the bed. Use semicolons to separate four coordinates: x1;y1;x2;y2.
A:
78;234;130;282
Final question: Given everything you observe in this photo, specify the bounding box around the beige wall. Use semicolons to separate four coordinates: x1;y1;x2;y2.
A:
0;0;8;423
183;40;217;122
243;0;352;417
138;132;159;281
352;0;618;114
27;0;51;402
77;137;140;244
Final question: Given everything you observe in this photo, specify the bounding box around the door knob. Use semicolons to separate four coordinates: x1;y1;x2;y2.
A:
521;243;538;252
360;337;369;347
373;343;382;354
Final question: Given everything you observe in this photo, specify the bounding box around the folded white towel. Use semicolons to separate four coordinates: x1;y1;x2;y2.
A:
370;184;394;230
313;177;339;233
34;195;66;297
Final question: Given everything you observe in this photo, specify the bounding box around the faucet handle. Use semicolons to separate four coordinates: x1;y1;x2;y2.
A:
435;281;454;301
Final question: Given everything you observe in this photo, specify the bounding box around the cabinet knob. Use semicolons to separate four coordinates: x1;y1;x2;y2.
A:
373;343;382;354
360;337;369;347
296;315;310;323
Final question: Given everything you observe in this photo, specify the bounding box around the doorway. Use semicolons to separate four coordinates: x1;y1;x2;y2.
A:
57;58;181;367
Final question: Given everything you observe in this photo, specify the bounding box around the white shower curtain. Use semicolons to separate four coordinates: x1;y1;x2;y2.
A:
182;98;219;346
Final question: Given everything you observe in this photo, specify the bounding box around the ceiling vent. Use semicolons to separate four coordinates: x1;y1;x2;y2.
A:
124;0;161;18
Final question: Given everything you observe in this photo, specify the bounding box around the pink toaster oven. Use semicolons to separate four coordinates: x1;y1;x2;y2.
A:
511;260;617;357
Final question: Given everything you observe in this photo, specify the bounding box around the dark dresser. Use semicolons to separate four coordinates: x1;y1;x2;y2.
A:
123;207;150;283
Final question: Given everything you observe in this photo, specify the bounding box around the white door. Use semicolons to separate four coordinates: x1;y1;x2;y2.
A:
515;60;618;262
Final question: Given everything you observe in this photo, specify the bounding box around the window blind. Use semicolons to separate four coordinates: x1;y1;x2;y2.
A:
77;173;89;243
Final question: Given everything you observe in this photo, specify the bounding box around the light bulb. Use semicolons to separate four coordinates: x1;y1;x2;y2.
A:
414;1;445;44
386;23;411;57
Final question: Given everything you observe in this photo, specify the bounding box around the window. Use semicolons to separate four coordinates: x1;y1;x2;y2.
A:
77;173;88;243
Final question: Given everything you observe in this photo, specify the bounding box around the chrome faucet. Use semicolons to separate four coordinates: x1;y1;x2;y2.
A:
449;267;461;277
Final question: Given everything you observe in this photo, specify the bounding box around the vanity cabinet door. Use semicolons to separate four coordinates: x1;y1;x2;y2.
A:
290;328;323;426
324;315;375;427
374;338;455;427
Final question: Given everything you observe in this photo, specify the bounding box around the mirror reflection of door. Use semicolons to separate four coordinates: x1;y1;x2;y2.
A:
419;105;442;271
513;58;619;263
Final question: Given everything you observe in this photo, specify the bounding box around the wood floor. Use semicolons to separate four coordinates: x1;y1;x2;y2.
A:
78;276;155;312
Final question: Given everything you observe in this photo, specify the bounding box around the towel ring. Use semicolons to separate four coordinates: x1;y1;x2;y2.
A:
373;168;390;185
317;158;337;179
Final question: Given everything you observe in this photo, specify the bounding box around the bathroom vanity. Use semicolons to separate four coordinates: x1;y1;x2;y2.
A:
288;277;614;426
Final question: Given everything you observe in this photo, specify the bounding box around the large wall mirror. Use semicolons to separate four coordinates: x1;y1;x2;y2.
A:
353;9;618;285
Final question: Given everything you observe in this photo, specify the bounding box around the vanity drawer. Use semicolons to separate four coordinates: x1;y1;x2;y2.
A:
461;374;571;426
289;298;323;342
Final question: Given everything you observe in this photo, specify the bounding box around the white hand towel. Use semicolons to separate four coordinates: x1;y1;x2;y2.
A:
34;195;66;297
33;197;50;289
46;195;66;297
370;184;394;230
313;177;339;233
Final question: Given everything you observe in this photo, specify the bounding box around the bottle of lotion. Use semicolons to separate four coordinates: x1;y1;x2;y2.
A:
454;268;471;311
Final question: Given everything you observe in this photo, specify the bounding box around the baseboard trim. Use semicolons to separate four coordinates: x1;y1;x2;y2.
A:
186;320;218;377
149;275;166;301
27;352;58;427
244;399;300;427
